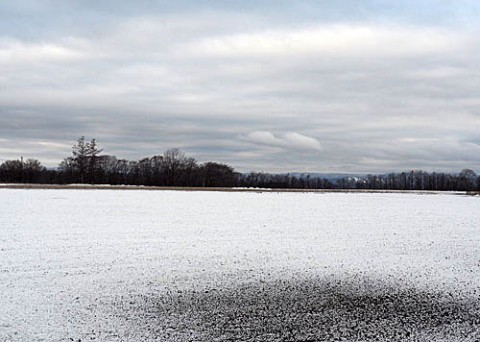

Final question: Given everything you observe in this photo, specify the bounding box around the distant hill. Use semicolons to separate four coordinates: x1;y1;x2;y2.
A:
285;173;366;181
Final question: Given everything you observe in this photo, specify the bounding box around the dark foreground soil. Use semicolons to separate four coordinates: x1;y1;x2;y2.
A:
114;276;480;341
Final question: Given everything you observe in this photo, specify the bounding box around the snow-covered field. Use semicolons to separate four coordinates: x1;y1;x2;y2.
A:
1;189;479;341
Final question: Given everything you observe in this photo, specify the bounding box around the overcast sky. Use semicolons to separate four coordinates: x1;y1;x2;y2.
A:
1;1;479;173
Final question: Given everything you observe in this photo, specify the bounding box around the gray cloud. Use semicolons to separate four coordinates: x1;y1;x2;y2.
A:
1;1;480;173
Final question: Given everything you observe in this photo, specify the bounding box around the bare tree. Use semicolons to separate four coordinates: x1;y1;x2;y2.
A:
458;169;478;191
163;148;186;186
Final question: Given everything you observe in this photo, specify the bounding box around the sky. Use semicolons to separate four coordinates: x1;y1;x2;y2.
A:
1;0;479;173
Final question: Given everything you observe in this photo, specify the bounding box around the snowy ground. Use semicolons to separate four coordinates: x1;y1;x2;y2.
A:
1;189;479;341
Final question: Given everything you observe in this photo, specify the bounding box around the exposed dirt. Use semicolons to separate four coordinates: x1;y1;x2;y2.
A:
0;183;453;195
115;276;480;341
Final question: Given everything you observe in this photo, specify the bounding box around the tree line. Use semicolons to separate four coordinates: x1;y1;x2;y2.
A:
0;136;479;191
335;169;479;192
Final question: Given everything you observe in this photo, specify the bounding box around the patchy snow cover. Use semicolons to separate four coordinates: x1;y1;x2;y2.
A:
0;189;479;341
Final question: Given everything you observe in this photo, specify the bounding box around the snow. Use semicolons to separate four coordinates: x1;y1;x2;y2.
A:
1;189;479;341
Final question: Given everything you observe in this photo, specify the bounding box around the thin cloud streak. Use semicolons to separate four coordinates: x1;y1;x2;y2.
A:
186;24;470;58
246;131;322;151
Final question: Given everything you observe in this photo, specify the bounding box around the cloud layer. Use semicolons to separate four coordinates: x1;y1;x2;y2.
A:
1;1;479;172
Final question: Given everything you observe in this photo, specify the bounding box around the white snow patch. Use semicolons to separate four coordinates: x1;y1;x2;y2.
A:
0;190;479;340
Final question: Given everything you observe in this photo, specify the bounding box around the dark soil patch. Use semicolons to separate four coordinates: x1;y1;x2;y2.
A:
120;276;480;341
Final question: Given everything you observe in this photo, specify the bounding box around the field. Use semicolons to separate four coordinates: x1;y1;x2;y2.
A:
1;189;479;341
